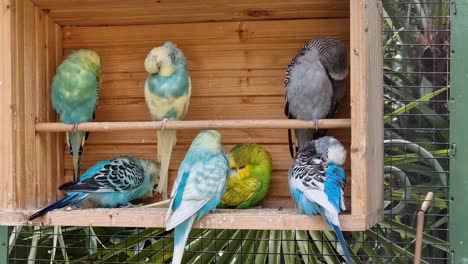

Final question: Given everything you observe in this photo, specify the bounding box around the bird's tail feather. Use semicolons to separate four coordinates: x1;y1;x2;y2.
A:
172;215;196;264
28;193;85;221
156;130;177;199
67;131;86;181
288;129;295;158
331;223;353;264
295;129;315;150
313;129;328;140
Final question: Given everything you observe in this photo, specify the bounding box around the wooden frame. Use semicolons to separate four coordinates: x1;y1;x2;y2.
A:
0;0;383;231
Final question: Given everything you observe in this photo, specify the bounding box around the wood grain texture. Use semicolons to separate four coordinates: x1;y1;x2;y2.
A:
2;0;383;230
54;17;353;213
350;0;384;227
0;0;15;209
13;0;26;208
31;0;349;26
2;208;374;231
3;0;64;209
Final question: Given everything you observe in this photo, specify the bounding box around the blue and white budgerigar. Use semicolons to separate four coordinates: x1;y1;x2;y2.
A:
28;156;160;221
284;37;348;157
288;136;352;263
144;42;191;199
166;130;230;264
52;49;102;180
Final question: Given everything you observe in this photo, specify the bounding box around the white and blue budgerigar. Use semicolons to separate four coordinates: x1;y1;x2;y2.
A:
144;41;191;199
288;136;352;263
284;37;348;157
166;130;230;264
28;156;160;221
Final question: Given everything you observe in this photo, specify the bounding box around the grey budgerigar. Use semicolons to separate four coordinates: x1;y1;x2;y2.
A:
284;36;348;157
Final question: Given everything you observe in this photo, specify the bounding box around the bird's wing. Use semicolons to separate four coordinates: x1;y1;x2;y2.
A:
290;156;341;225
51;62;99;118
290;157;327;192
222;177;261;207
60;157;145;193
166;154;228;230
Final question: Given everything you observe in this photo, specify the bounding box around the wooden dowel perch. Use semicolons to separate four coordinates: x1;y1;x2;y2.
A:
35;119;351;132
414;192;434;264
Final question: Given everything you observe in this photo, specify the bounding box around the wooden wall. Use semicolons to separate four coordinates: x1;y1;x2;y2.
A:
1;0;63;209
60;12;351;208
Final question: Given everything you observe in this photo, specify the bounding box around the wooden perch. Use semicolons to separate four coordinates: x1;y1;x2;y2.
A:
35;119;351;132
414;192;434;264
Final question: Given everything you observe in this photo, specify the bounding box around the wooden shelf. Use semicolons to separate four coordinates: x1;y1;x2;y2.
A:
35;119;352;132
0;208;381;231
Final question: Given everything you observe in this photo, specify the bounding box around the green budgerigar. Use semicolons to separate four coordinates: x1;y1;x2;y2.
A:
219;143;273;209
51;49;102;181
144;42;191;199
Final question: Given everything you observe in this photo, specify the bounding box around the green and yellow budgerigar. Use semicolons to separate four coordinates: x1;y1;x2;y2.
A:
219;143;273;209
144;42;191;199
51;49;102;181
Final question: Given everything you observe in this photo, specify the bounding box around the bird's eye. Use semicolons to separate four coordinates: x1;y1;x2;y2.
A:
153;184;158;189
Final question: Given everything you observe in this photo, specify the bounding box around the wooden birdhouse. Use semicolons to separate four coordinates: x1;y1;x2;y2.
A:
0;0;383;231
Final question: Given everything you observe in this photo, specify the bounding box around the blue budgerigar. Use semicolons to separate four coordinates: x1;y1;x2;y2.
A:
144;42;191;199
288;136;352;263
166;130;230;264
284;37;348;157
28;156;160;221
52;49;102;180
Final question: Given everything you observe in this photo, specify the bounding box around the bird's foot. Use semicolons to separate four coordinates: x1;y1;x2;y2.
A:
161;118;169;131
313;119;319;131
72;123;79;133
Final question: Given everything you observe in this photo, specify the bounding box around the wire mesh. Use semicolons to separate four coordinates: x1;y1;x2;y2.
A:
6;0;451;263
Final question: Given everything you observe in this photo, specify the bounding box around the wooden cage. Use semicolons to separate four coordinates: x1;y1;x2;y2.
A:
0;0;383;231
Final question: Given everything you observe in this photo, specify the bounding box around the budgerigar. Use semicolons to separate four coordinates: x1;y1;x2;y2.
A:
52;49;102;180
219;143;273;209
166;130;229;264
284;37;348;157
144;42;191;199
28;156;160;221
288;136;352;263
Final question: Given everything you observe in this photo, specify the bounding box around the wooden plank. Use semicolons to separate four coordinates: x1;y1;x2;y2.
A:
0;0;15;209
23;0;37;209
64;45;343;73
350;0;384;226
45;14;58;203
62;19;349;48
34;5;47;207
54;23;65;197
86;97;350;122
85;128;351;145
0;208;367;231
13;0;26;209
99;70;286;99
30;0;349;26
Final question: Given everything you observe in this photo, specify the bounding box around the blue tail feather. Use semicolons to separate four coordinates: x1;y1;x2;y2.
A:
28;193;84;221
172;215;196;264
330;224;352;263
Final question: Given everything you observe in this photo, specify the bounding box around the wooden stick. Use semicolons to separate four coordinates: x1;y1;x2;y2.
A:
414;192;434;264
35;119;351;132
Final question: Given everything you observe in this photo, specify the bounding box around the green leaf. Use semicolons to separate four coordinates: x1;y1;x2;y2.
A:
384;87;448;124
